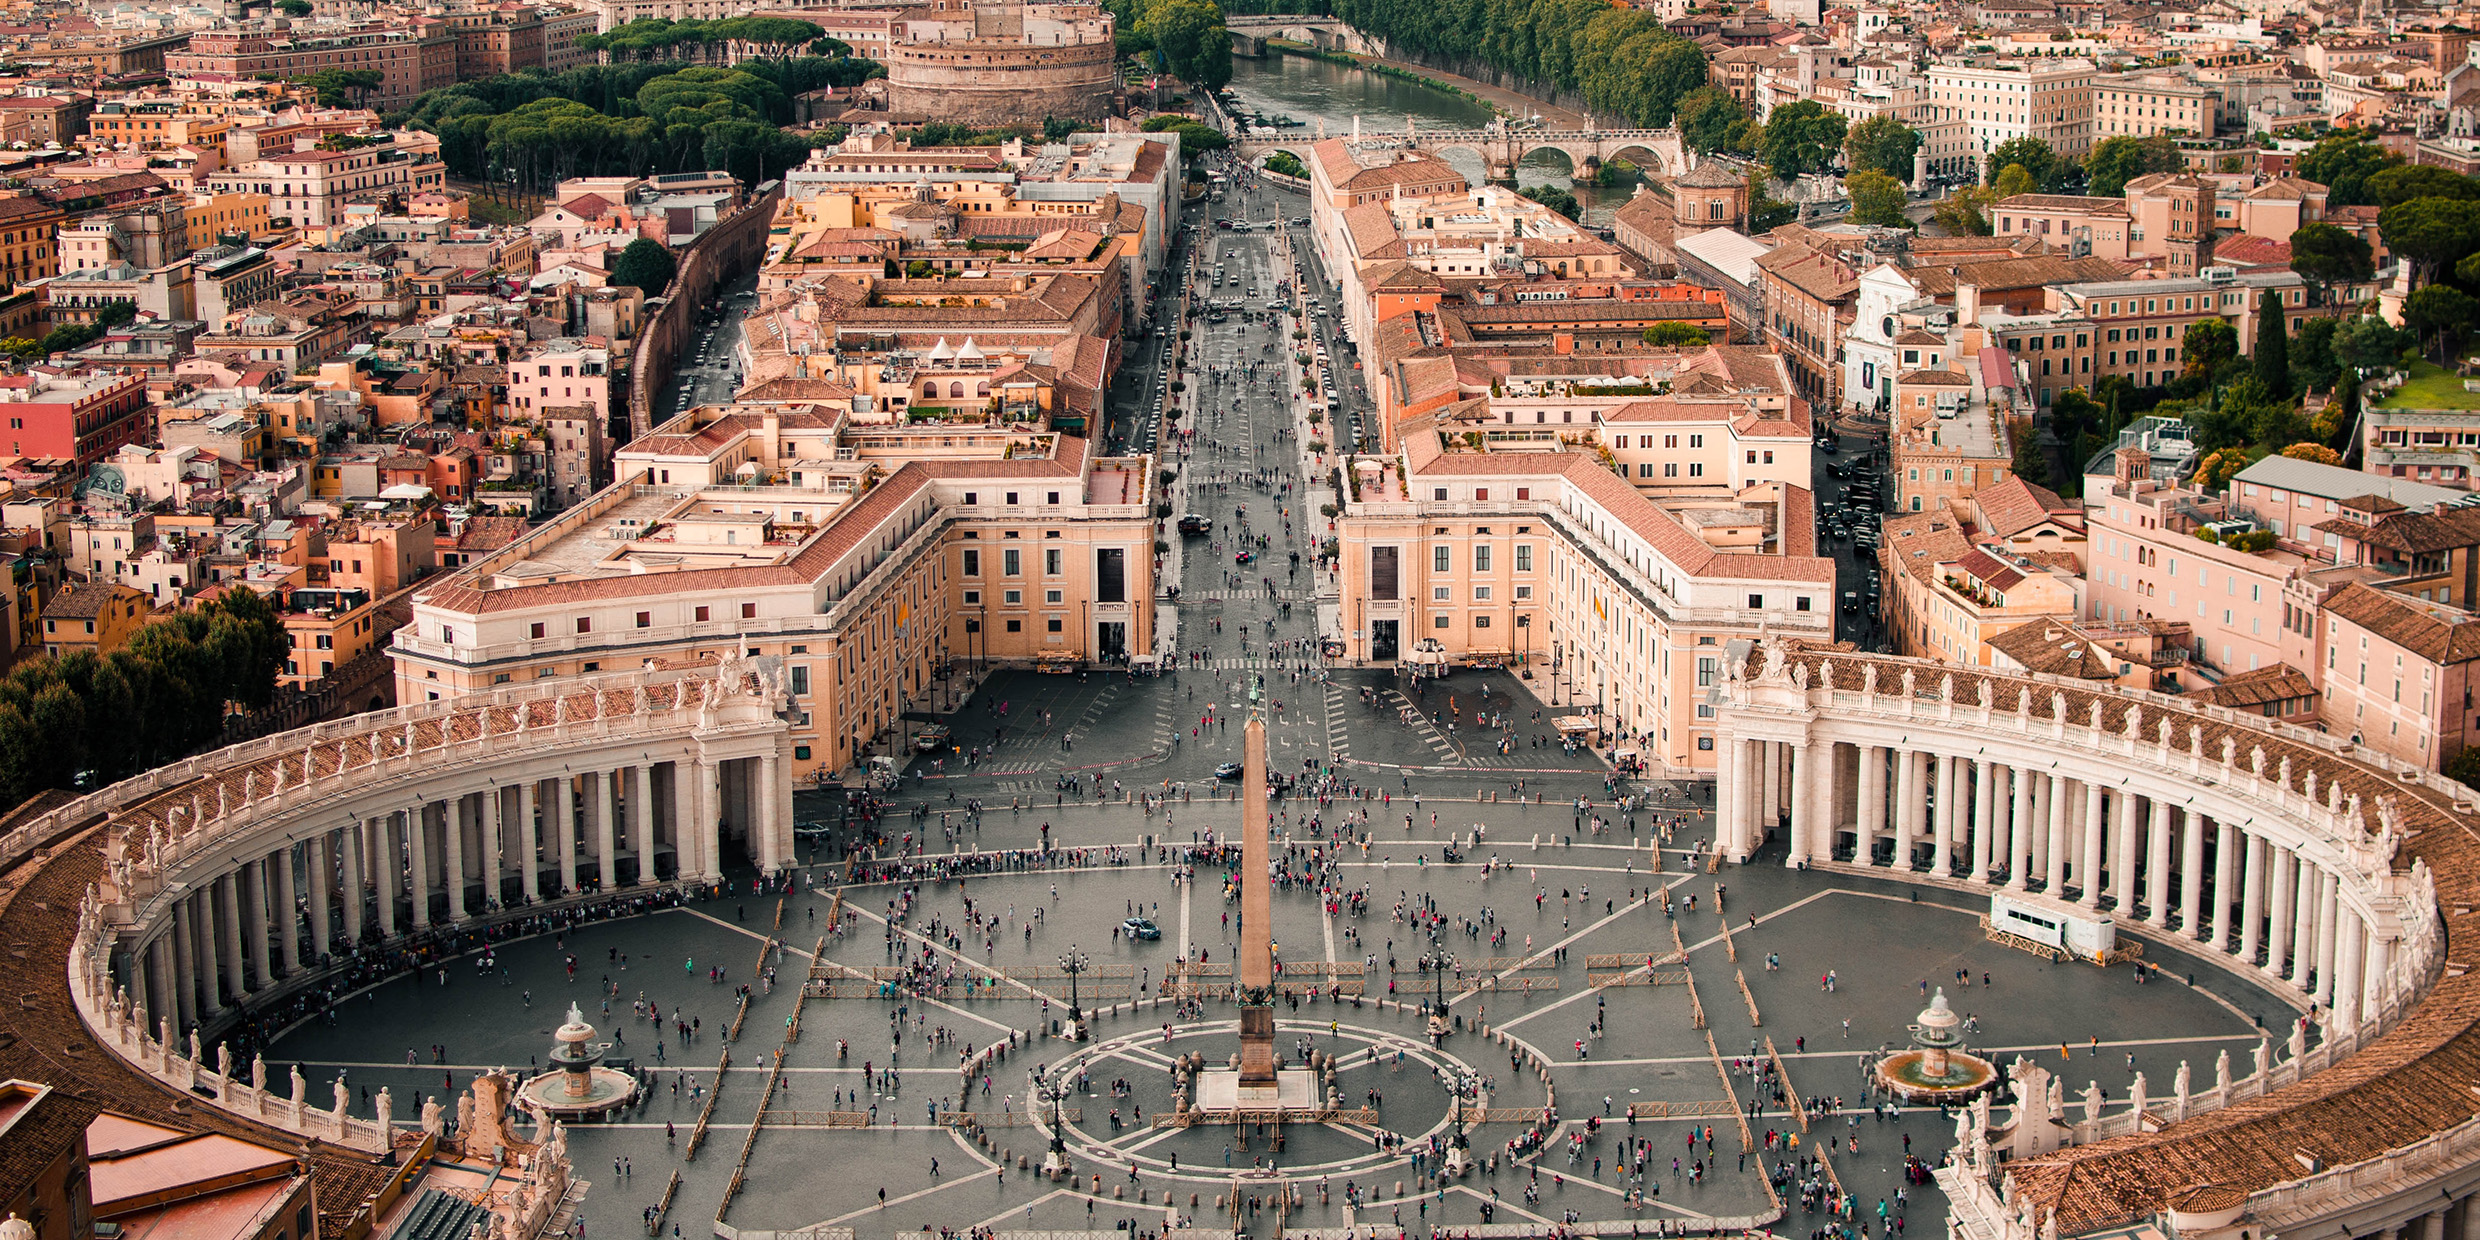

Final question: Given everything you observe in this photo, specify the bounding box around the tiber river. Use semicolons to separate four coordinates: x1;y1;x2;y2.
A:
1220;50;1640;225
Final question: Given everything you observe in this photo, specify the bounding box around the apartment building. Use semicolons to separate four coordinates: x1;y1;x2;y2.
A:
2319;582;2480;770
206;142;449;229
2093;69;2224;138
1924;58;2099;173
2051;268;2317;390
169;23;460;110
0;370;150;466
1334;409;1834;775
391;405;1157;778
2365;402;2480;488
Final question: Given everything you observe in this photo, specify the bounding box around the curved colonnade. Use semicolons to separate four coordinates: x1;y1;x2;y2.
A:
1713;644;2475;1240
36;657;792;1154
10;641;2480;1240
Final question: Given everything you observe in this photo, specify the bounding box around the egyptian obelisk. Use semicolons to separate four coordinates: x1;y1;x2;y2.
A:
1238;714;1276;1087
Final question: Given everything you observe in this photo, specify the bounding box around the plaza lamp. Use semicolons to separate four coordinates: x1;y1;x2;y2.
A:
1060;944;1091;1040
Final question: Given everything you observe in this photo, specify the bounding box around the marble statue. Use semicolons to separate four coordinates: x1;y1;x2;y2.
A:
1901;668;1917;698
422;1096;444;1137
2287;1021;2308;1062
335;1077;352;1117
2129;1072;2147;1118
376;1087;392;1129
1863;663;1879;696
187;1030;201;1064
252;1054;266;1092
217;1043;232;1079
1761;642;1789;681
2079;1080;2102;1122
291;1065;306;1105
2215;1049;2231;1092
2252;1038;2271;1078
2174;1061;2191;1107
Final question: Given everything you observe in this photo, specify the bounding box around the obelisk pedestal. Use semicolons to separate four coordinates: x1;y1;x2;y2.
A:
1238;716;1276;1091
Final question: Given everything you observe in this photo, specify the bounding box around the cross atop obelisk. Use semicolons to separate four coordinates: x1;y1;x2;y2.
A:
1237;707;1276;1087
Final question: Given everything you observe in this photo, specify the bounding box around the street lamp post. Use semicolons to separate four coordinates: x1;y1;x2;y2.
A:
1060;945;1090;1041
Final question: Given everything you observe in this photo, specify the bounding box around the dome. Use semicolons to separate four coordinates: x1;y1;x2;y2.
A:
926;337;955;362
2;1214;34;1240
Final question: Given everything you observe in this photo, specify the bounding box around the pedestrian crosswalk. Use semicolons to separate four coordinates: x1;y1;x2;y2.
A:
1175;657;1325;670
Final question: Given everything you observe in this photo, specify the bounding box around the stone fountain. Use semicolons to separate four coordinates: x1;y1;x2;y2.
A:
1872;988;1997;1103
516;1003;638;1117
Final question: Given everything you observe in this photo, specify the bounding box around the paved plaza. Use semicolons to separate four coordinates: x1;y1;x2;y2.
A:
260;178;2291;1240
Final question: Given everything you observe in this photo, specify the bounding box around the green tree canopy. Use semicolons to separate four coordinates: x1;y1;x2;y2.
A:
2379;196;2480;288
2406;284;2480;357
1844;170;1909;228
2253;287;2290;398
1642;322;1711;347
612;237;677;293
1323;0;1706;127
2083;134;2181;197
2180;317;2238;381
2332;313;2412;379
1986;137;2060;191
296;68;383;108
2365;164;2480;208
1676;87;1746;155
1519;183;1579;219
1141;0;1230;92
2290;316;2342;392
2288;222;2374;302
1843;117;1920;182
2296;129;2402;208
1761;100;1846;180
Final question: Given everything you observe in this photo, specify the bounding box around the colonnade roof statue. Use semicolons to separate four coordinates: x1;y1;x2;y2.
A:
1716;639;2468;1238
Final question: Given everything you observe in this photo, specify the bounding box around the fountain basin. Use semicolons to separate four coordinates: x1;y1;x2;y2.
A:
1873;1048;1998;1103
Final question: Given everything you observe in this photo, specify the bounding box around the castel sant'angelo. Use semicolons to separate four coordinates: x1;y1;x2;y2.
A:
883;0;1119;125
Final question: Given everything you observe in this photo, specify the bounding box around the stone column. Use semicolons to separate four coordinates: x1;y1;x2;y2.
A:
2079;782;2105;906
1886;748;1912;869
2264;845;2295;979
275;846;300;975
2192;813;2212;937
197;888;224;1015
633;765;656;883
705;758;726;876
1716;734;1743;860
1788;742;1821;867
482;787;504;910
242;859;269;988
2367;934;2397;1022
2332;906;2364;1034
170;892;197;1030
757;753;783;872
595;770;618;890
445;794;468;922
406;804;431;929
2290;860;2319;987
1903;750;1930;869
1761;741;1782;831
2424;1207;2450;1240
372;817;398;939
147;937;175;1031
1740;741;1765;856
342;823;364;937
2109;789;2138;912
1932;753;1957;876
556;778;578;895
2314;869;2341;1008
216;871;244;1002
674;761;701;880
2044;775;2070;893
313;831;337;953
2209;818;2236;949
2238;831;2266;963
1971;760;1996;883
1857;745;1885;865
2007;765;2034;889
2144;797;2172;924
520;780;541;902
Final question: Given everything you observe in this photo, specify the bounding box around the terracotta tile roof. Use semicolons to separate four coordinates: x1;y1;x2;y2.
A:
1906;254;2132;295
2321;504;2480;555
1973;474;2072;538
2322;581;2480;663
1988;621;2116;678
2197;662;2317;709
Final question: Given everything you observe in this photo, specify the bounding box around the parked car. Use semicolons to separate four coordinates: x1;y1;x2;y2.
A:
1123;917;1162;941
1178;513;1212;535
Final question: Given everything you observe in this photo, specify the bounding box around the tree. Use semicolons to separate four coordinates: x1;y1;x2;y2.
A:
1746;170;1795;232
297;68;383;108
1676;87;1746;154
2365;164;2480;208
2406;284;2480;357
1843;117;1921;182
1263;150;1308;179
1519;183;1580;219
2010;421;2053;487
612;237;677;293
2332;314;2412;380
1990;163;2036;200
2281;442;2343;466
1641;322;1711;347
2379;196;2480;289
276;0;312;13
1933;184;1997;235
2291;316;2342;392
2296;129;2402;208
1761;100;1846;180
1986;137;2059;191
1143;0;1230;92
2181;317;2239;381
1844;170;1909;228
2083;134;2181;198
2288;222;2374;304
2253;287;2289;398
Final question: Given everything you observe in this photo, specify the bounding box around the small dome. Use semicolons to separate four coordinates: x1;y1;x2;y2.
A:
2;1214;35;1240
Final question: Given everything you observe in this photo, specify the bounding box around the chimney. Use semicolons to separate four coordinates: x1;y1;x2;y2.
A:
1956;282;1981;325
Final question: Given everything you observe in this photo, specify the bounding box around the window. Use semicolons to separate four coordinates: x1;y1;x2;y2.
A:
1475;586;1493;601
1433;586;1451;600
1004;548;1021;575
1433;487;1449;501
694;606;710;622
635;611;651;628
530;622;546;639
963;590;980;605
1046;618;1063;632
1004;589;1023;605
1697;656;1719;687
575;617;592;634
1045;548;1062;576
1372;547;1400;599
1475;615;1492;628
1434;614;1451;628
1516;546;1533;572
1433;546;1451;572
1006;619;1023;633
1475;546;1493;572
741;603;757;619
963;549;980;576
790;666;809;695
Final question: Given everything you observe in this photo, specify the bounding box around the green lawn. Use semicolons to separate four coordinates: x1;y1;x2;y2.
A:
2378;359;2480;410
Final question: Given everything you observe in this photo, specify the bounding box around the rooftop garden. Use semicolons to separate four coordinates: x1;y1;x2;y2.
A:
2376;359;2480;411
